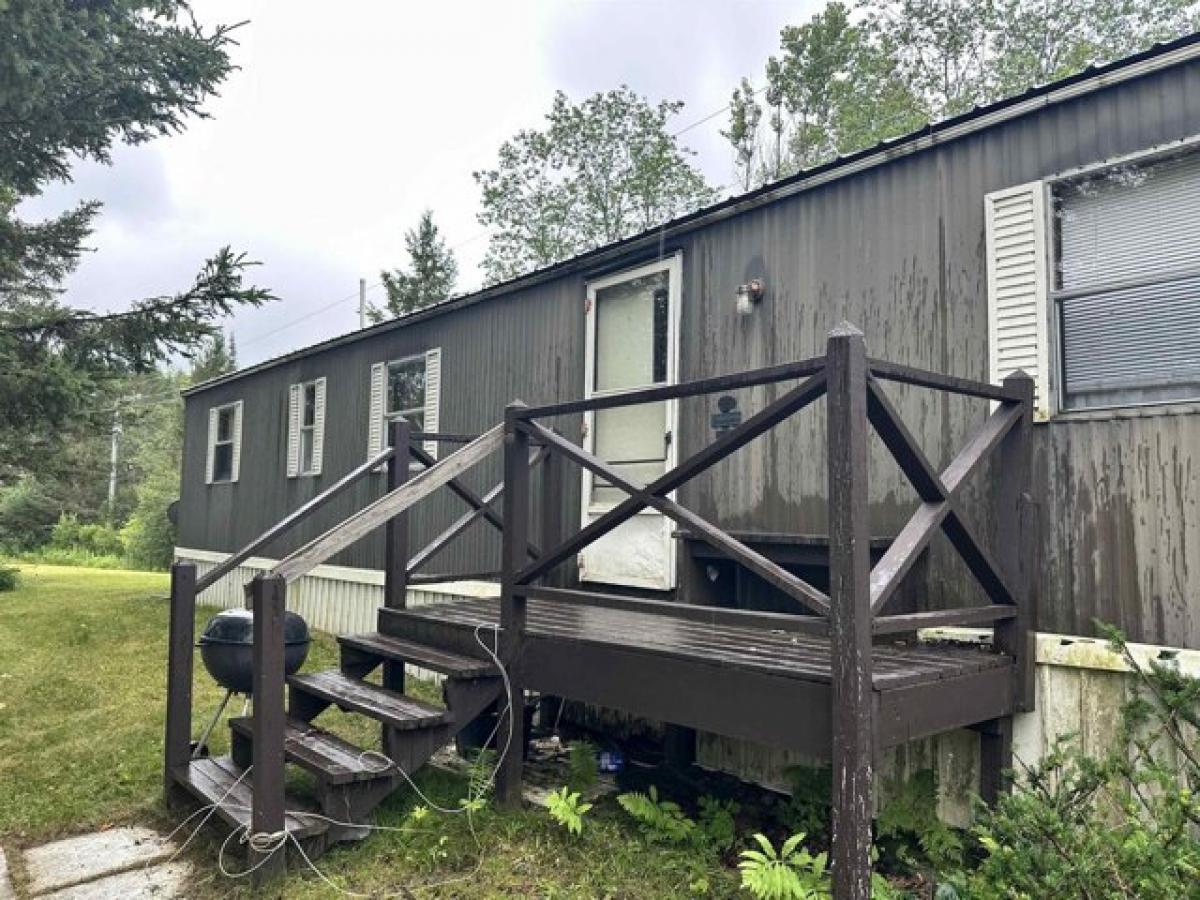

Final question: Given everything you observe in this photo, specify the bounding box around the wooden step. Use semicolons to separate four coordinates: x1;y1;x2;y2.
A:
170;755;327;839
289;669;450;731
338;632;496;679
229;716;395;785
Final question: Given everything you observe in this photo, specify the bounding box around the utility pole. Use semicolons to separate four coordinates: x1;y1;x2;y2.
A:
359;278;367;329
107;402;122;523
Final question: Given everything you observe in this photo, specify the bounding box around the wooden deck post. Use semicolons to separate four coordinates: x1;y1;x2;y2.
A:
826;324;875;900
384;419;412;696
164;562;196;802
250;573;288;884
997;372;1035;712
384;419;412;611
540;436;564;588
982;372;1035;805
497;402;530;808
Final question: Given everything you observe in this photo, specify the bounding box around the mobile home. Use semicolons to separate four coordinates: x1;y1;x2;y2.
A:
174;33;1200;837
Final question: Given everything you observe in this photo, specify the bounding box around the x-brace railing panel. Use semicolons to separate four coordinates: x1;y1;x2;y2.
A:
407;439;541;560
513;369;829;593
866;380;1024;616
405;444;547;576
522;421;832;617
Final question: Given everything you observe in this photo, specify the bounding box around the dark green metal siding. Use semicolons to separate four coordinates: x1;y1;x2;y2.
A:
181;277;585;575
182;57;1200;647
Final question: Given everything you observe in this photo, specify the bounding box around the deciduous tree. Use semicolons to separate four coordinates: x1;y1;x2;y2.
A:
727;0;1200;190
475;87;717;284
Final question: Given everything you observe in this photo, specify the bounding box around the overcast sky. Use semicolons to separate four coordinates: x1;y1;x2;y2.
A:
22;1;818;368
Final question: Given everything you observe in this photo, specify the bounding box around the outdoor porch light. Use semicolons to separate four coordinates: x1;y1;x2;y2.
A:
735;278;765;316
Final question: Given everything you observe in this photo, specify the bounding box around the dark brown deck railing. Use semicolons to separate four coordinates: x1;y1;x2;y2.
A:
165;323;1032;896
495;323;1035;899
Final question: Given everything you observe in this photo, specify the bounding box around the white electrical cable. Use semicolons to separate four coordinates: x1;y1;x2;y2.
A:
184;622;515;896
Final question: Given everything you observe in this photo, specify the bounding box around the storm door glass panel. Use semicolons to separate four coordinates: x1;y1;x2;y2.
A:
590;271;670;506
594;272;669;391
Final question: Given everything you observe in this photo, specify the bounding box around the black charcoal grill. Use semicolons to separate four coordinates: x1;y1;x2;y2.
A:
192;608;311;757
199;608;311;694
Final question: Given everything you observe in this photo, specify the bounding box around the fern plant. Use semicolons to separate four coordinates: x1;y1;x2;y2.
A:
697;795;740;853
876;769;963;873
567;739;598;792
617;785;697;844
738;832;830;899
546;786;593;836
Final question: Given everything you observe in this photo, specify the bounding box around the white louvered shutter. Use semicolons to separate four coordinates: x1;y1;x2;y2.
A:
423;348;441;458
367;362;386;461
311;377;327;475
230;401;244;482
985;182;1051;420
205;408;218;484
286;384;302;477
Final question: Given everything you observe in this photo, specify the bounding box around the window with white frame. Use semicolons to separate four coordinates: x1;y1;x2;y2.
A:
367;348;441;461
287;378;326;477
1052;149;1200;410
206;401;242;484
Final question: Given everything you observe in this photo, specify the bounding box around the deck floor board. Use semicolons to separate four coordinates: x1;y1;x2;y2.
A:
393;596;1010;689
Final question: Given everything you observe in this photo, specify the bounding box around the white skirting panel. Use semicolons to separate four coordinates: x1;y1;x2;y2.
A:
174;546;499;641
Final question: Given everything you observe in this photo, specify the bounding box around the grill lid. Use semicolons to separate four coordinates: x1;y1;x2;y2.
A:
198;608;311;646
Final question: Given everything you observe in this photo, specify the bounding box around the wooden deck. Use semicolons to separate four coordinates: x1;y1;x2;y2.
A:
165;331;1034;895
380;595;1017;758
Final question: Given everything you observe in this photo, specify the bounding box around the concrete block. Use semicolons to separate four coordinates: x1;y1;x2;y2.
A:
24;827;175;895
39;862;191;900
0;847;15;900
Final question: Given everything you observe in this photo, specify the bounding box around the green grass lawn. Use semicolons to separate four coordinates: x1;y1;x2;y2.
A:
0;565;739;898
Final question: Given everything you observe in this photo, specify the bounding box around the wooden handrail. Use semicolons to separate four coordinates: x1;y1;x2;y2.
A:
271;425;504;583
410;431;482;444
868;359;1025;402
193;446;394;594
516;356;825;419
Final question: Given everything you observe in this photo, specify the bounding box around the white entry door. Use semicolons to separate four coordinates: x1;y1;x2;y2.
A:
579;255;681;591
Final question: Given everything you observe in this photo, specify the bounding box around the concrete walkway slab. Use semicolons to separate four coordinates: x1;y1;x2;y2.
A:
38;863;191;900
24;828;175;896
0;847;15;900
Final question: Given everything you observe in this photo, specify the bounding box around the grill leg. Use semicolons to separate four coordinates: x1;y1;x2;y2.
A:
192;690;233;760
